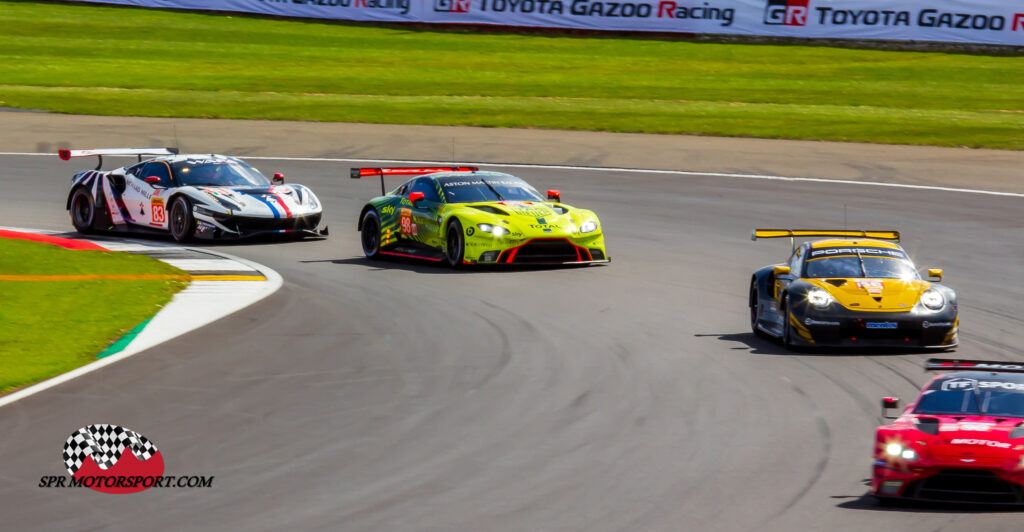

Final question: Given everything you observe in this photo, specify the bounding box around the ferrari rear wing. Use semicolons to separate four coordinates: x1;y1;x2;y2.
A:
350;166;478;195
58;147;179;170
926;359;1024;373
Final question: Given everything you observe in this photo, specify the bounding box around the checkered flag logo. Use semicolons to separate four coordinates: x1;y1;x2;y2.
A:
63;424;159;475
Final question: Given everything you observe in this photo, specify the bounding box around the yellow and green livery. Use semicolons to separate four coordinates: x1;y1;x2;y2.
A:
353;167;609;267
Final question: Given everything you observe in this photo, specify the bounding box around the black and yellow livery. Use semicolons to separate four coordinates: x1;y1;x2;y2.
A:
749;229;958;349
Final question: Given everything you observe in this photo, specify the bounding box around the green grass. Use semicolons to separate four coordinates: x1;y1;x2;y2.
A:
0;1;1021;149
0;238;187;393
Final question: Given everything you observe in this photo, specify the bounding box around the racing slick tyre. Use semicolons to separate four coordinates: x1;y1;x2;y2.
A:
169;196;195;243
361;209;382;260
750;280;766;339
445;218;465;268
69;187;98;234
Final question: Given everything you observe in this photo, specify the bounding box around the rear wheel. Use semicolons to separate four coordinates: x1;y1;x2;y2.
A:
169;196;195;243
445;218;465;268
361;210;381;259
750;280;765;338
70;188;96;234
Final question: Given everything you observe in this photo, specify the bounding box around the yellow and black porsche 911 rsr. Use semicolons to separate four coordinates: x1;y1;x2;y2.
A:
749;230;958;350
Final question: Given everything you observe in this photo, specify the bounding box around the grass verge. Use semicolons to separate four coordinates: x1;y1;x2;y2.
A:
0;238;187;393
0;1;1021;149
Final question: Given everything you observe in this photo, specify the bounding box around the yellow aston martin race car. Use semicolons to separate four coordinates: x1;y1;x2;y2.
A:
749;229;958;349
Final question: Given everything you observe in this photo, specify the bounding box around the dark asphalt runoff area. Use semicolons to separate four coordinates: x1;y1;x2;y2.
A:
1;152;1022;531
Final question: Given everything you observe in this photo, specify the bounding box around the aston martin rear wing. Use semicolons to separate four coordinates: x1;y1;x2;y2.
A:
926;359;1024;373
58;147;179;170
350;166;478;195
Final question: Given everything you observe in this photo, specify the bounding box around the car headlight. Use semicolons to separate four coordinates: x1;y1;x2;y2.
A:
477;223;510;236
921;289;944;310
885;443;918;461
807;288;834;309
579;221;598;234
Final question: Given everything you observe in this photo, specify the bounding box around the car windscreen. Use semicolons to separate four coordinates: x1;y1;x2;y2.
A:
914;377;1024;417
437;176;543;203
172;159;270;187
804;247;917;279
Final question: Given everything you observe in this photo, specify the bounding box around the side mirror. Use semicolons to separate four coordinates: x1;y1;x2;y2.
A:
273;172;285;184
144;176;162;186
773;265;791;276
408;191;425;205
547;189;561;201
927;268;943;281
881;397;900;420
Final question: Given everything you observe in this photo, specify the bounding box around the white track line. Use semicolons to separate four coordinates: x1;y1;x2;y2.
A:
2;152;1021;198
0;235;282;409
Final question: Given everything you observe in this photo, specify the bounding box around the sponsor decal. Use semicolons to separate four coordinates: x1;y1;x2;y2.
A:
809;247;907;259
856;280;885;295
764;0;808;26
150;197;166;224
941;378;977;391
922;321;953;329
380;205;395;216
950;439;1012;449
958;423;992;432
656;1;735;26
262;0;411;15
1015;13;1024;31
865;321;897;329
40;424;213;493
804;317;840;326
466;226;475;236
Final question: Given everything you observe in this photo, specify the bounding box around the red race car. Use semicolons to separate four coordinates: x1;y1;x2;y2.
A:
873;359;1024;505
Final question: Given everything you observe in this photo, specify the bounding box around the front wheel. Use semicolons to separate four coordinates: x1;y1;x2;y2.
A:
445;218;465;268
750;280;765;338
169;196;195;243
361;210;381;259
70;187;96;234
781;295;794;348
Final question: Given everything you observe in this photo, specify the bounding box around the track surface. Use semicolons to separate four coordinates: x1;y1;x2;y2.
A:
1;154;1022;531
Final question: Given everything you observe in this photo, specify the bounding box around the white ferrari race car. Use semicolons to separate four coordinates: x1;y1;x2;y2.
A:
62;148;326;241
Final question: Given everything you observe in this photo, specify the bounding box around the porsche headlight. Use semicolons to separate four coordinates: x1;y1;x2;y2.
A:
579;221;598;234
807;288;834;309
885;443;918;461
921;289;944;310
477;223;510;236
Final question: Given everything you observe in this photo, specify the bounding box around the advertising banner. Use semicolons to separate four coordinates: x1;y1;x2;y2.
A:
74;1;1024;46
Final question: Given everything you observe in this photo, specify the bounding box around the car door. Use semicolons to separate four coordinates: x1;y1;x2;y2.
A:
123;161;172;229
404;178;443;248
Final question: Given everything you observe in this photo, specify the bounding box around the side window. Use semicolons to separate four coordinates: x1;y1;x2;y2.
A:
126;163;146;177
789;246;803;276
409;178;441;203
395;181;410;196
140;162;172;187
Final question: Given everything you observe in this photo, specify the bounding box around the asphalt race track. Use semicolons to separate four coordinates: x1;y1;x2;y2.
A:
1;153;1022;531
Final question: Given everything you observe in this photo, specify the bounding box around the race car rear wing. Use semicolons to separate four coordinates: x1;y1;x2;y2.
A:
350;166;478;195
926;359;1024;373
58;147;179;170
752;229;900;253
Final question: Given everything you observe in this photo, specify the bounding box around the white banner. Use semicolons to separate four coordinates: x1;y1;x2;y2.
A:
74;1;1024;46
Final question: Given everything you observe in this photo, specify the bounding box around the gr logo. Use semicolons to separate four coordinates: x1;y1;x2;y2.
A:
941;378;977;392
764;0;808;26
435;0;471;12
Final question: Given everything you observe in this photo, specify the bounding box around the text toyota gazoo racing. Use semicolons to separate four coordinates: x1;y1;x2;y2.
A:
61;148;326;242
352;167;608;267
873;359;1024;505
748;230;957;349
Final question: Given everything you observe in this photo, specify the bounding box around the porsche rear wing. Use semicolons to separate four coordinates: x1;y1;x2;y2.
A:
752;228;900;253
350;166;478;195
926;359;1024;373
58;147;179;170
